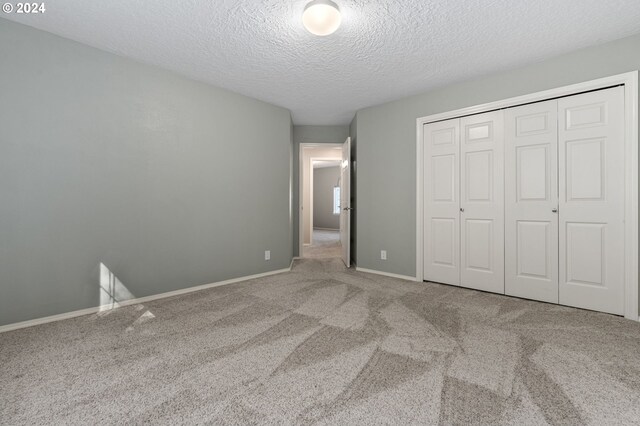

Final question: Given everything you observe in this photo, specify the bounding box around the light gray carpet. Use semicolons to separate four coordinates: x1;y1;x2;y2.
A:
303;229;341;259
2;258;640;425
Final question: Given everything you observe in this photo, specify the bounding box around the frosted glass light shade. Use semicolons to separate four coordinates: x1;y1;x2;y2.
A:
302;0;341;36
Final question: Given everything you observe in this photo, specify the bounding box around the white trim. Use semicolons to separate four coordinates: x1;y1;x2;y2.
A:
416;71;639;320
356;267;416;282
298;143;342;256
309;155;342;241
341;136;352;268
624;72;639;321
0;266;292;334
313;227;340;231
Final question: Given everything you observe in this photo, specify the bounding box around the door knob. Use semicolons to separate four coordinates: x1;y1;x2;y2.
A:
460;208;464;212
343;207;353;211
552;208;558;213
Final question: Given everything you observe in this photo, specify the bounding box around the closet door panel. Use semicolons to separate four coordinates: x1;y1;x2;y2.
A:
505;100;559;303
460;111;504;293
424;119;460;285
558;87;625;315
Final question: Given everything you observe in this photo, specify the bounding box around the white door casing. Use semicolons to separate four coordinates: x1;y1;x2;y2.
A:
340;137;351;267
423;118;460;285
459;110;505;294
558;86;625;315
505;100;559;303
298;144;343;256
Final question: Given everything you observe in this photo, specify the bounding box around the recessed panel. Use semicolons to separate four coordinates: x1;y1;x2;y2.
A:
432;218;455;267
466;122;492;142
566;138;604;201
565;102;606;130
465;150;493;202
517;145;548;201
432;127;456;146
517;221;550;279
465;219;493;271
566;223;605;286
516;113;549;136
431;154;455;202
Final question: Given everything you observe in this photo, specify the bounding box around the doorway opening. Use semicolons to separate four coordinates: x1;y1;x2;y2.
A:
299;139;351;266
306;159;341;258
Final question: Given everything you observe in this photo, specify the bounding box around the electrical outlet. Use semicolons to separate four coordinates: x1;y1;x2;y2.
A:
381;250;387;260
265;250;271;261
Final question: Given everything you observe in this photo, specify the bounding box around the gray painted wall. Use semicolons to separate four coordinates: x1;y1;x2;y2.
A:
0;20;292;326
313;167;340;230
355;33;640;312
292;125;348;256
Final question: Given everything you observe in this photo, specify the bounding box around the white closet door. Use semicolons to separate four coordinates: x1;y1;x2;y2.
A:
423;118;460;285
558;86;625;315
505;100;559;303
460;111;504;293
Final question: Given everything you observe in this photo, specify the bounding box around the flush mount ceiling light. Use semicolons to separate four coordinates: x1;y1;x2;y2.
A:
302;0;342;36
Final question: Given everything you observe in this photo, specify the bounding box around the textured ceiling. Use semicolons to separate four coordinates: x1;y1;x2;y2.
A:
4;1;640;125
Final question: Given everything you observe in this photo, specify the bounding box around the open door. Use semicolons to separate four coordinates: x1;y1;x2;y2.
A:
340;137;351;267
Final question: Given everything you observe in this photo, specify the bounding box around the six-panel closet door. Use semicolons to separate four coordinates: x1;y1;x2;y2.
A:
424;86;625;314
459;111;505;293
505;100;559;303
558;87;625;315
423;111;505;293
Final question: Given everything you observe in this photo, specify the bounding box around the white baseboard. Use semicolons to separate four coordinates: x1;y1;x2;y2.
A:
355;267;417;282
313;227;339;231
0;265;292;334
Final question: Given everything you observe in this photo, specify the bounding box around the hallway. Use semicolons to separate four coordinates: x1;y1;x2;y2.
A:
303;229;341;259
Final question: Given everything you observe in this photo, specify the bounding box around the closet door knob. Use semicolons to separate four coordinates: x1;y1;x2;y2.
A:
460;208;465;212
552;208;558;213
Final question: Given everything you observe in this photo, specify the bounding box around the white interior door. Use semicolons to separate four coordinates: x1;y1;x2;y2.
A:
505;100;559;303
558;86;625;315
460;110;505;293
423;118;460;285
340;137;351;267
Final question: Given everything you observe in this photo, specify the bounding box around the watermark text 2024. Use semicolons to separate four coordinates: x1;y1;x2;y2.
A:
2;3;46;14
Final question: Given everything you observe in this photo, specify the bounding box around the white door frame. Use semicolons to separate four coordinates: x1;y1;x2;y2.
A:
416;71;639;321
299;143;343;256
341;137;352;267
309;157;342;238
